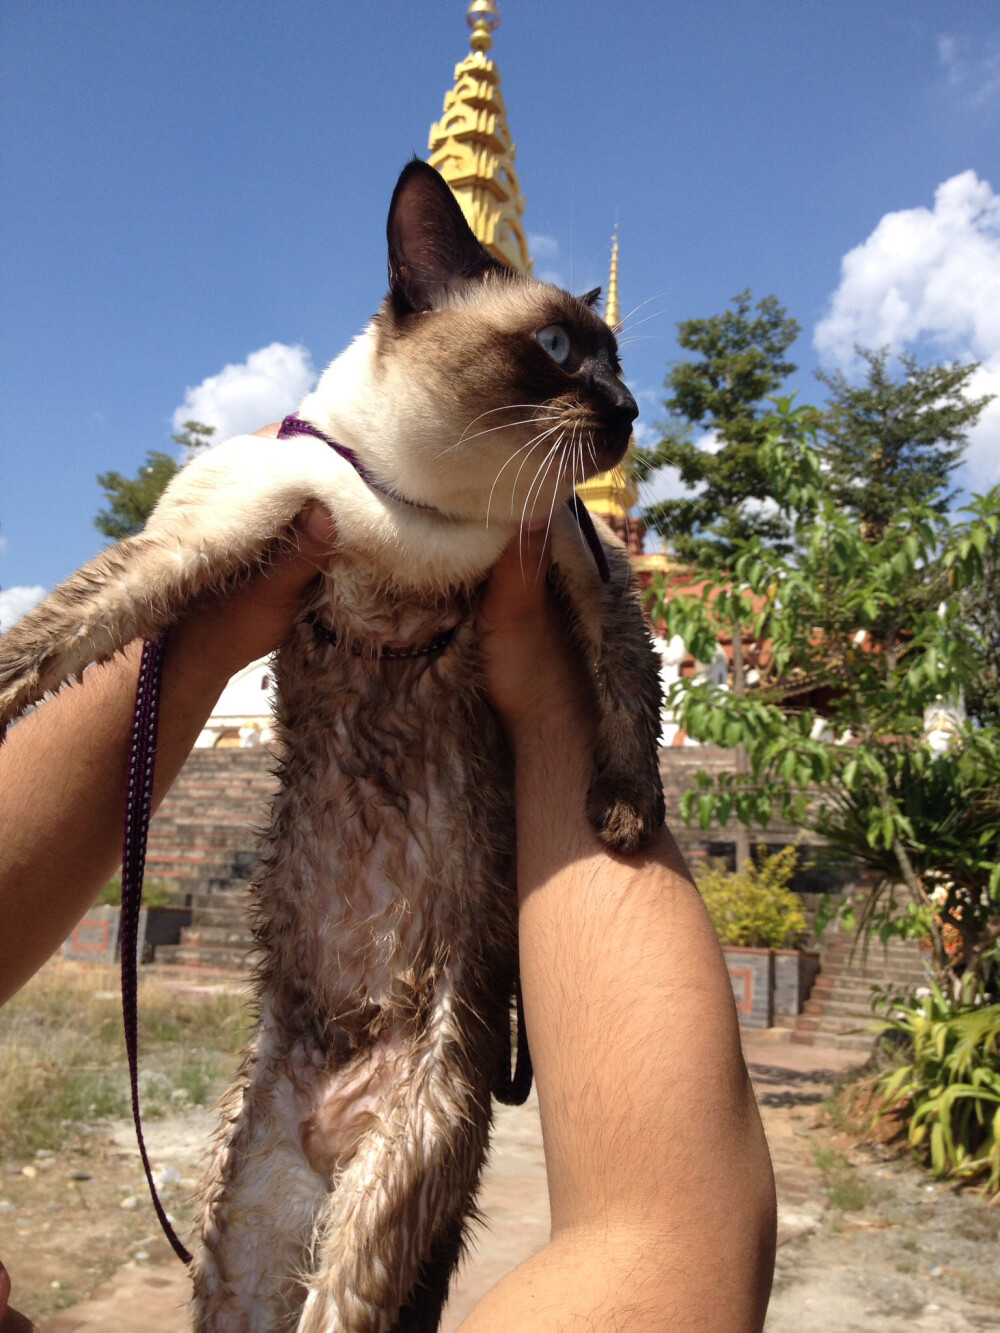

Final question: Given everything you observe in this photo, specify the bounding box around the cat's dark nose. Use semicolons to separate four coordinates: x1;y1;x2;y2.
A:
580;358;638;427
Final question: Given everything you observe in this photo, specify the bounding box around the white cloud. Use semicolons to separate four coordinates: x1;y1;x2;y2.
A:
172;343;318;443
814;171;1000;492
527;234;566;288
938;34;1000;108
0;585;46;631
528;234;560;259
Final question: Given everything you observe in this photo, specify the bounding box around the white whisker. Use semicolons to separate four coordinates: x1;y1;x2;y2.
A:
618;292;668;328
485;423;563;527
518;434;564;574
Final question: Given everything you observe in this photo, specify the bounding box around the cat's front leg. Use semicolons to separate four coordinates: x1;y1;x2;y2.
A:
0;434;343;733
549;507;665;855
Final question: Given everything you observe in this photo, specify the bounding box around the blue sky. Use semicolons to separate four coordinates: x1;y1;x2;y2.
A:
2;0;999;624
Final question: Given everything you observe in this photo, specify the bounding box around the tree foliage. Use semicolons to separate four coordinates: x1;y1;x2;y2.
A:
647;399;1000;992
94;451;180;540
94;421;215;541
636;290;801;568
816;347;992;536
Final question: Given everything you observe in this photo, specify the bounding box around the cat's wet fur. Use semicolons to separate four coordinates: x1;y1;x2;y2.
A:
0;160;664;1331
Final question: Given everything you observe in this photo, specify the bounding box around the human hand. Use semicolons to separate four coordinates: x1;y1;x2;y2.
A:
477;529;594;744
168;424;337;682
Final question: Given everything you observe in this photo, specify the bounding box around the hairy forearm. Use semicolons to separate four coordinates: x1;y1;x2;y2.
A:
0;619;236;1003
463;702;776;1331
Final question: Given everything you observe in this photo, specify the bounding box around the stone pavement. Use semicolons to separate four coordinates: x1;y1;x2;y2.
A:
34;1032;858;1332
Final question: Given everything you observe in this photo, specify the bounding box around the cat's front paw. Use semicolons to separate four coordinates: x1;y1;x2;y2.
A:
587;765;666;855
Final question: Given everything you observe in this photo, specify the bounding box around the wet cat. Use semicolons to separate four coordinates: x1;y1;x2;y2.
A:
0;160;664;1332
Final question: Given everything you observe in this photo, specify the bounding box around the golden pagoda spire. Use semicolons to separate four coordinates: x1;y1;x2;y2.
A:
428;1;532;272
575;229;639;535
605;225;621;330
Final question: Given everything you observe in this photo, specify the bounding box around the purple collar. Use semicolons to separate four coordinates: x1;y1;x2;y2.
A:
278;413;438;514
277;413;611;585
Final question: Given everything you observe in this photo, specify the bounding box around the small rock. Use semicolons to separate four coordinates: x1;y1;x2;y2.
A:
170;1088;191;1103
153;1164;181;1190
4;1163;22;1176
0;1200;14;1214
49;1281;61;1290
70;1170;93;1181
36;1158;55;1172
34;1149;55;1159
21;1165;37;1179
120;1195;139;1210
134;1250;150;1262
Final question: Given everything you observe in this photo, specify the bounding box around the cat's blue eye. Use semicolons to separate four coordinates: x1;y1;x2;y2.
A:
537;325;571;366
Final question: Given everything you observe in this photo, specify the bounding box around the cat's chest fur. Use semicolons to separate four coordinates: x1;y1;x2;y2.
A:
253;568;514;1034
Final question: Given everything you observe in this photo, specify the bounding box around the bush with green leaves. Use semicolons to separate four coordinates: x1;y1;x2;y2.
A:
873;980;1000;1198
696;845;806;949
97;873;174;909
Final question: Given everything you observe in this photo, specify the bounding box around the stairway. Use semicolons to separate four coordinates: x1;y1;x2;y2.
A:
148;748;277;971
791;927;933;1051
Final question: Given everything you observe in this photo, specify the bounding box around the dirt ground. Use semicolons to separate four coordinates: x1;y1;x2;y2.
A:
2;1031;999;1331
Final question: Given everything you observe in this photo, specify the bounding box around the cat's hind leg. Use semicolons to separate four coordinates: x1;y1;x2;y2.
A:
295;1011;493;1333
191;1025;332;1333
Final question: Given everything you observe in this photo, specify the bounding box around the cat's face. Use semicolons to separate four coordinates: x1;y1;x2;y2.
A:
351;161;638;526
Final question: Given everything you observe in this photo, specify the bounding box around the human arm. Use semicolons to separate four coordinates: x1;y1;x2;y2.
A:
0;469;335;1005
463;533;776;1332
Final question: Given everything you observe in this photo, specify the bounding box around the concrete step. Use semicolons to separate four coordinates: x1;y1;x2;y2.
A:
156;943;255;970
188;906;255;929
179;925;254;948
189;890;254;911
804;998;893;1020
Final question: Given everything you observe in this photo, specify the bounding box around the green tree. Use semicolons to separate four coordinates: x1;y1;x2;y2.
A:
963;529;1000;729
94;421;214;540
637;291;800;869
648;399;1000;993
94;451;180;540
172;420;216;456
637;289;801;568
816;348;992;538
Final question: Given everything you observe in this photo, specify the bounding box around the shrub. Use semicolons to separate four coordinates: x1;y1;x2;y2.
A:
97;873;174;909
696;845;807;949
873;979;1000;1197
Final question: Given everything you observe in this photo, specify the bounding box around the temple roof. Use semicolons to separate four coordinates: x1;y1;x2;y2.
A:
428;5;639;531
428;1;531;272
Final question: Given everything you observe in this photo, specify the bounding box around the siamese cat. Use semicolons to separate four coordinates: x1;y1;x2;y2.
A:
0;160;664;1332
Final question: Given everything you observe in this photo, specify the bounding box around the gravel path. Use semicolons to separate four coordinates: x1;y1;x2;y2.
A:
9;1032;998;1332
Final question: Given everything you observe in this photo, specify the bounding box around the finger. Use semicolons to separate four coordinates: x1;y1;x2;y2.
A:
486;529;551;622
253;423;282;438
296;502;338;559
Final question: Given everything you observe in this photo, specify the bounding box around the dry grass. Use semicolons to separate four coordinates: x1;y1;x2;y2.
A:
0;961;252;1158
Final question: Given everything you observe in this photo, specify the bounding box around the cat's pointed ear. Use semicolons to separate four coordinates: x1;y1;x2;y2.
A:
387;159;504;314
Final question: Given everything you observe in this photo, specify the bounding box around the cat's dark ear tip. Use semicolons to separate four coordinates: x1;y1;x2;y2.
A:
386;157;503;314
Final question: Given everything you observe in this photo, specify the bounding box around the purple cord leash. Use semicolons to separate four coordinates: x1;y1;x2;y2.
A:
121;635;193;1266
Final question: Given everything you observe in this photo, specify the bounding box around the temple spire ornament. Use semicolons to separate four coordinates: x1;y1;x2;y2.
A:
575;228;641;546
428;1;532;272
605;225;621;331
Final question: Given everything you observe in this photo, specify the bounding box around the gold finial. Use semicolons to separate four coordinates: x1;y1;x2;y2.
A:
467;0;499;54
576;225;639;528
428;0;531;272
605;226;621;331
